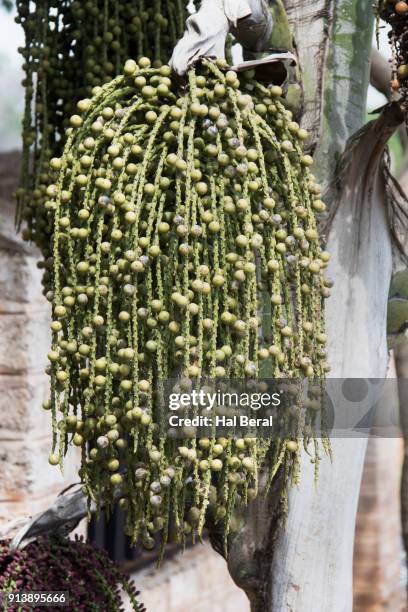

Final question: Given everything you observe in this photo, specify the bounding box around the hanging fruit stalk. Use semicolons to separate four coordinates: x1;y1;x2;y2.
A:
43;43;330;551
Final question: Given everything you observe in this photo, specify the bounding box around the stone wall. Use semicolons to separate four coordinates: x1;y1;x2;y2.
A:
0;152;78;528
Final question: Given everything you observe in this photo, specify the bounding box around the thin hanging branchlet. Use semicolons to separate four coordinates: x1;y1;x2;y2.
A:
42;55;331;552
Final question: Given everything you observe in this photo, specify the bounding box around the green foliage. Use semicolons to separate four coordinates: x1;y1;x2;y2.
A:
388;269;408;336
269;0;293;51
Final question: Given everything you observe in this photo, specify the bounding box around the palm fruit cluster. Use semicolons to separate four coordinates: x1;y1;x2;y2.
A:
378;0;408;99
43;56;330;550
0;536;145;611
14;0;192;247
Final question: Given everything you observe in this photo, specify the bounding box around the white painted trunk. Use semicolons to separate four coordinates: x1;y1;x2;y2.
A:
264;3;397;609
270;114;395;611
225;3;397;611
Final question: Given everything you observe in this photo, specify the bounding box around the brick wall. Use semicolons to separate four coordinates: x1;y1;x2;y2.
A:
353;436;405;612
0;152;79;527
353;357;406;612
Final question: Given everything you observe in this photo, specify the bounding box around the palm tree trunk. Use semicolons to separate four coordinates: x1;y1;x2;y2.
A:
224;2;400;610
